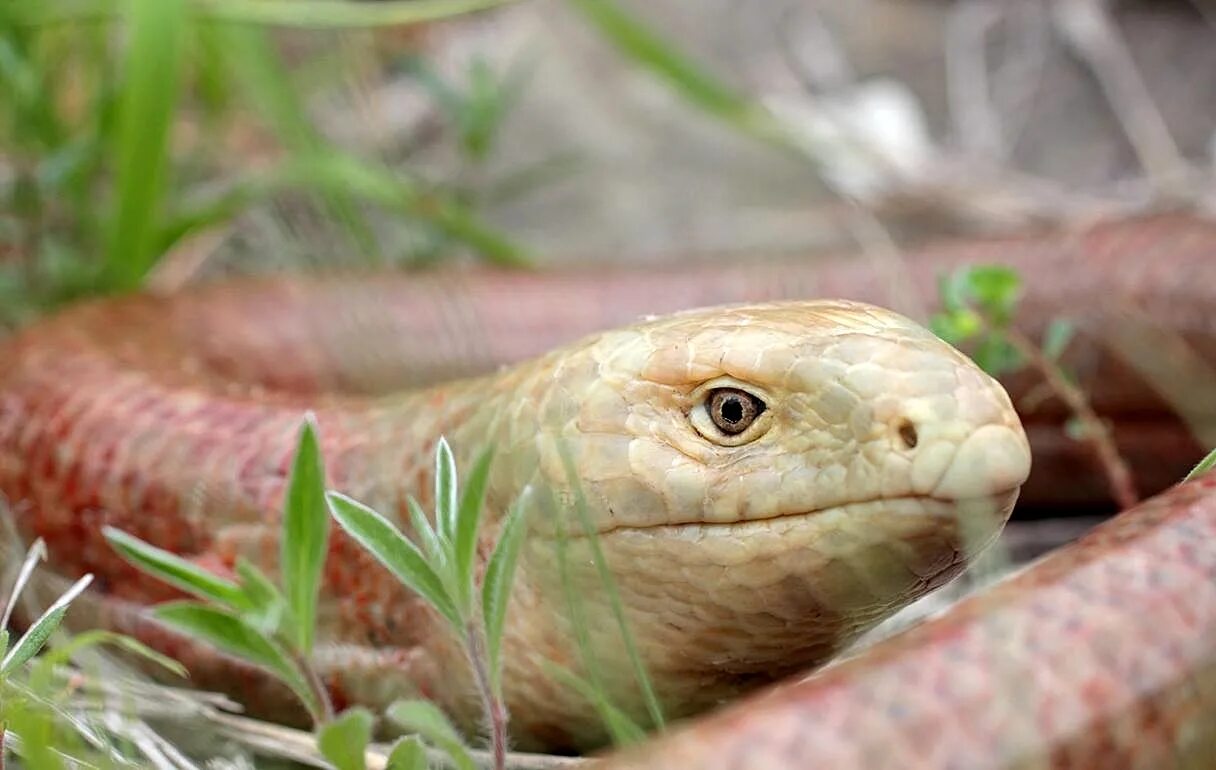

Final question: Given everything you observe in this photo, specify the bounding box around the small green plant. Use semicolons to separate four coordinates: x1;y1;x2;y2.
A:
0;536;186;770
931;265;1138;510
105;417;529;770
105;419;336;725
328;437;530;770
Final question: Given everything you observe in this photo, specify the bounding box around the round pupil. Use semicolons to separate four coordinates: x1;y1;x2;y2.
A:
720;396;744;424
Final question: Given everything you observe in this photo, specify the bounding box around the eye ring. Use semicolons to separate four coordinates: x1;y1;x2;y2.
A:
689;380;772;446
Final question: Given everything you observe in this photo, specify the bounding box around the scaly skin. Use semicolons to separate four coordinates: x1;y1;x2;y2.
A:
595;473;1216;770
1;297;1027;750
0;213;1212;756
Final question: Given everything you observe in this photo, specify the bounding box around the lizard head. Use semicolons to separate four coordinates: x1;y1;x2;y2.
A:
496;300;1030;749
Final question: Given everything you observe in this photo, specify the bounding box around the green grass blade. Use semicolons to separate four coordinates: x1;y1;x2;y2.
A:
569;0;772;137
103;526;251;610
482;486;529;688
327;492;461;626
454;445;494;612
203;0;516;28
542;662;647;745
434;437;459;545
0;629;8;661
385;737;428;770
385;700;476;770
154;601;317;715
17;0;514;27
1185;448;1216;482
157;153;528;266
281;416;331;654
317;707;374;770
1;575;92;675
546;484;610;712
30;629;186;679
558;443;665;729
103;0;187;290
1;538;48;630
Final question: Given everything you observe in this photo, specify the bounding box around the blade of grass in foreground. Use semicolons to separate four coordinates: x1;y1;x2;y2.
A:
1;575;93;675
1185;448;1216;481
558;443;665;730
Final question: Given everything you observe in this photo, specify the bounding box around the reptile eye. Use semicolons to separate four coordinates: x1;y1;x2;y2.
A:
707;388;765;435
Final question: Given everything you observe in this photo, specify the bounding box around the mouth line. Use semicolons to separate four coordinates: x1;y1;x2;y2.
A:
570;488;1019;540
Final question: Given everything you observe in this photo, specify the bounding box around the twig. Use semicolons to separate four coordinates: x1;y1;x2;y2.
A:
1051;0;1189;189
945;0;1006;158
1004;327;1139;510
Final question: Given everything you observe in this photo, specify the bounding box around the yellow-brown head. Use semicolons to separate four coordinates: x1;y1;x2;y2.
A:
492;300;1030;749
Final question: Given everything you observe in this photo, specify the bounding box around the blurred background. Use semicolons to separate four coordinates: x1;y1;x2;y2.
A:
4;0;1214;325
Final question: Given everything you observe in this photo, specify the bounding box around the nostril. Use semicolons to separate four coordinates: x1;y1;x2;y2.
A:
896;419;919;450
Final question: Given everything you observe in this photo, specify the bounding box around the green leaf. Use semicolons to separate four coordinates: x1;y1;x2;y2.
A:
407;496;446;565
1185;448;1216;482
929;308;983;345
103;0;188;290
434;437;459;545
235;558;287;637
327;492;461;627
1;575;92;676
103;526;250;610
482;487;529;688
964;266;1021;325
154;601;318;716
317;707;374;770
542;662;647;746
973;334;1023;377
454;445;494;613
0;629;9;662
281;416;331;654
386;700;476;770
385;736;429;770
1042;318;1076;361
